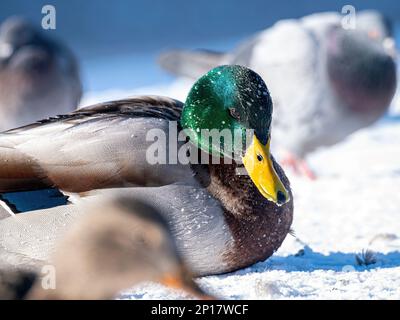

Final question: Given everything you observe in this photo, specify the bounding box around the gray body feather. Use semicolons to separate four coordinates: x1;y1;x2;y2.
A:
0;184;233;276
159;12;397;157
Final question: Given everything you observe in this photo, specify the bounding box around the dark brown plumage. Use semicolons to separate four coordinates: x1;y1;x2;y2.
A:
193;157;293;272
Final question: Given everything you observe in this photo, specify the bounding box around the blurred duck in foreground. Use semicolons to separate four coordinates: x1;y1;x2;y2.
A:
0;16;82;131
0;197;211;300
0;65;293;276
159;10;397;178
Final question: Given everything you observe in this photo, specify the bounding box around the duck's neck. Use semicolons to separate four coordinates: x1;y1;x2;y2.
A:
192;156;290;219
208;162;264;218
192;157;293;272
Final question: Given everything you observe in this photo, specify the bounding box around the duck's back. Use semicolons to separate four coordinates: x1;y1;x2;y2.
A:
0;96;196;194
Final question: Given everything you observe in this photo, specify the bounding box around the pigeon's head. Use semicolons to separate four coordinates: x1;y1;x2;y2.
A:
357;10;394;44
0;17;62;75
326;13;397;116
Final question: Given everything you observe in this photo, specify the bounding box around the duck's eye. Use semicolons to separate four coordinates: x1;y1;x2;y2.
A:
228;108;240;120
257;154;263;162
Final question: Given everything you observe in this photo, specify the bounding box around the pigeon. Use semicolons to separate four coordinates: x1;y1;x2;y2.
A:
0;16;82;131
159;11;397;178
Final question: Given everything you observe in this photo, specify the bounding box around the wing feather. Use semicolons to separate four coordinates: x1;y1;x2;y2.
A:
0;96;185;193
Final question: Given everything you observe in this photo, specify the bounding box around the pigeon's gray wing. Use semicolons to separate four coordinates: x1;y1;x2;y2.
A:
229;19;326;156
158;49;228;79
230;12;341;66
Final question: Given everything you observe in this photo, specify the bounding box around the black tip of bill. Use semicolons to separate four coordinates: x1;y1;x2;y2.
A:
277;190;287;205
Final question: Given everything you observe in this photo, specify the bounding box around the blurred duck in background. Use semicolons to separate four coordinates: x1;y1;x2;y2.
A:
0;197;211;300
159;10;397;178
0;16;82;131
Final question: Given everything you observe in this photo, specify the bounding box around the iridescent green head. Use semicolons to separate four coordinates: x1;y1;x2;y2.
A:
181;65;289;205
181;65;272;155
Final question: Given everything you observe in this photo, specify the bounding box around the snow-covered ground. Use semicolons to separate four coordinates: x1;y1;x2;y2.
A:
83;82;400;300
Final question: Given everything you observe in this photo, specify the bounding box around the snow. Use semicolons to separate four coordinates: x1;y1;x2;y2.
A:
84;82;400;300
391;91;400;115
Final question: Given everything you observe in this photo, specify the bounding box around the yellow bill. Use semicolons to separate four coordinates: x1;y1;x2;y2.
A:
242;135;289;205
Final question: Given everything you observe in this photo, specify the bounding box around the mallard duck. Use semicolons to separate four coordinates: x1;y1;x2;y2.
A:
0;197;211;300
0;65;293;276
0;16;82;131
158;11;397;178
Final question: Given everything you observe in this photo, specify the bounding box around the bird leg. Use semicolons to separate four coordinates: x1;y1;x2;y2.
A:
280;152;316;180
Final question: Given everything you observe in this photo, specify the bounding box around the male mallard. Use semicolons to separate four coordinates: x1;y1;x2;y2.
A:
159;11;397;178
0;16;82;131
0;197;211;299
0;65;293;276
